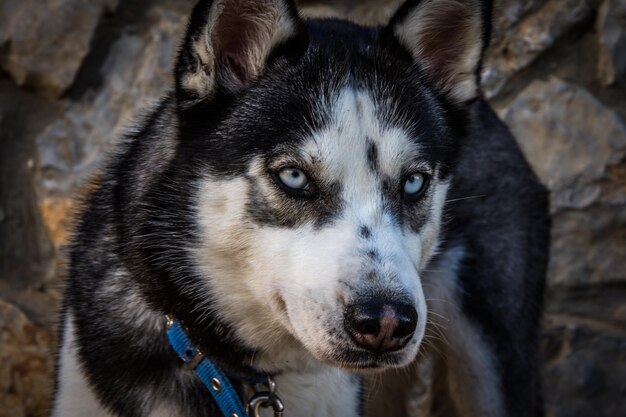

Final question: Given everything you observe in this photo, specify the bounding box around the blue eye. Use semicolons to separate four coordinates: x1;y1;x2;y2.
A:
278;168;309;190
403;173;426;197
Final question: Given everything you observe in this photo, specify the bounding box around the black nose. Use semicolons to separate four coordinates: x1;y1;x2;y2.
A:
345;302;417;354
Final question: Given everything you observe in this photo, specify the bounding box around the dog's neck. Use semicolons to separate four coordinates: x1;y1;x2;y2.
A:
124;264;363;416
160;309;362;417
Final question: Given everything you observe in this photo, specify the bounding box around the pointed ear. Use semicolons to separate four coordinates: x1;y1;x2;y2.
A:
384;0;491;104
175;0;302;102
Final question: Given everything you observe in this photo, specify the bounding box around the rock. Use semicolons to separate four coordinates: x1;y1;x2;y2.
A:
502;78;626;288
500;77;626;211
483;0;597;98
490;0;544;44
36;6;186;202
546;285;626;329
37;197;74;249
0;0;119;99
541;316;626;417
297;0;402;24
0;79;58;292
297;1;344;19
597;0;626;86
549;205;626;287
0;300;54;417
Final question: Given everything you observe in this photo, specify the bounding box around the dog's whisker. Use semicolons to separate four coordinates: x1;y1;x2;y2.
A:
445;194;487;203
427;310;450;322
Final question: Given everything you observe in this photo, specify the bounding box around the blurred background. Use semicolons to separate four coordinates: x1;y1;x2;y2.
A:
0;0;624;416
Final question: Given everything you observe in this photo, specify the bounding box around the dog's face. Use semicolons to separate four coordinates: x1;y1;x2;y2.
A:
165;0;487;372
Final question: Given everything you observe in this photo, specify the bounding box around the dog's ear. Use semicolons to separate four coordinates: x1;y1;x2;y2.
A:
175;0;302;102
384;0;491;104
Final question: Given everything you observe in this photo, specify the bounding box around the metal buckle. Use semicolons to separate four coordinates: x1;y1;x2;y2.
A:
165;314;174;329
247;376;284;417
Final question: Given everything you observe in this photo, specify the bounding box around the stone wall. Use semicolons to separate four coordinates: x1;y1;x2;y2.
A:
0;1;624;416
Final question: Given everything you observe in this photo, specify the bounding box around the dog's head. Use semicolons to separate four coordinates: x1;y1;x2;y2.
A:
156;0;490;372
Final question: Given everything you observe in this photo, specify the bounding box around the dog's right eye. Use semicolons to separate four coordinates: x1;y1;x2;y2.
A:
276;167;315;197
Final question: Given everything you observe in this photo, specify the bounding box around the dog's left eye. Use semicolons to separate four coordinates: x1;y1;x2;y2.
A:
277;167;311;193
403;173;427;199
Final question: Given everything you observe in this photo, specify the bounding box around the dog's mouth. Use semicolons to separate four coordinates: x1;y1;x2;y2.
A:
319;344;418;373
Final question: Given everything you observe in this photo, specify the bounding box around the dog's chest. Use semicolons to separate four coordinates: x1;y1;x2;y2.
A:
250;369;361;417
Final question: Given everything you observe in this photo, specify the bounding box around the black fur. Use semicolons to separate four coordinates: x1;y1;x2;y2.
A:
444;99;549;416
366;140;379;173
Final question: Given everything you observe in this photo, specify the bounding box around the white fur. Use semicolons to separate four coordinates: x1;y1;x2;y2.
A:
100;269;163;332
148;403;185;417
52;310;115;417
423;246;505;417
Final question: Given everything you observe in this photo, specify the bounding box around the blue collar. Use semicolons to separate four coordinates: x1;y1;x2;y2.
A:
166;317;250;416
166;316;284;417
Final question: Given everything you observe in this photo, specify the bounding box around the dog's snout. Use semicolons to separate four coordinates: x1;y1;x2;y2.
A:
345;302;417;354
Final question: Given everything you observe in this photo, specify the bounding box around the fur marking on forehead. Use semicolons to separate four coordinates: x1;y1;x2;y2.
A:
302;87;420;180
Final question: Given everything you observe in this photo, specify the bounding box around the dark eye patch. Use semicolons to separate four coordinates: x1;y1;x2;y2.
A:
245;173;343;229
380;173;434;233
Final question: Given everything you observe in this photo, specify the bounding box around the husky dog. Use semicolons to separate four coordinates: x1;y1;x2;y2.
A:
52;0;549;416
